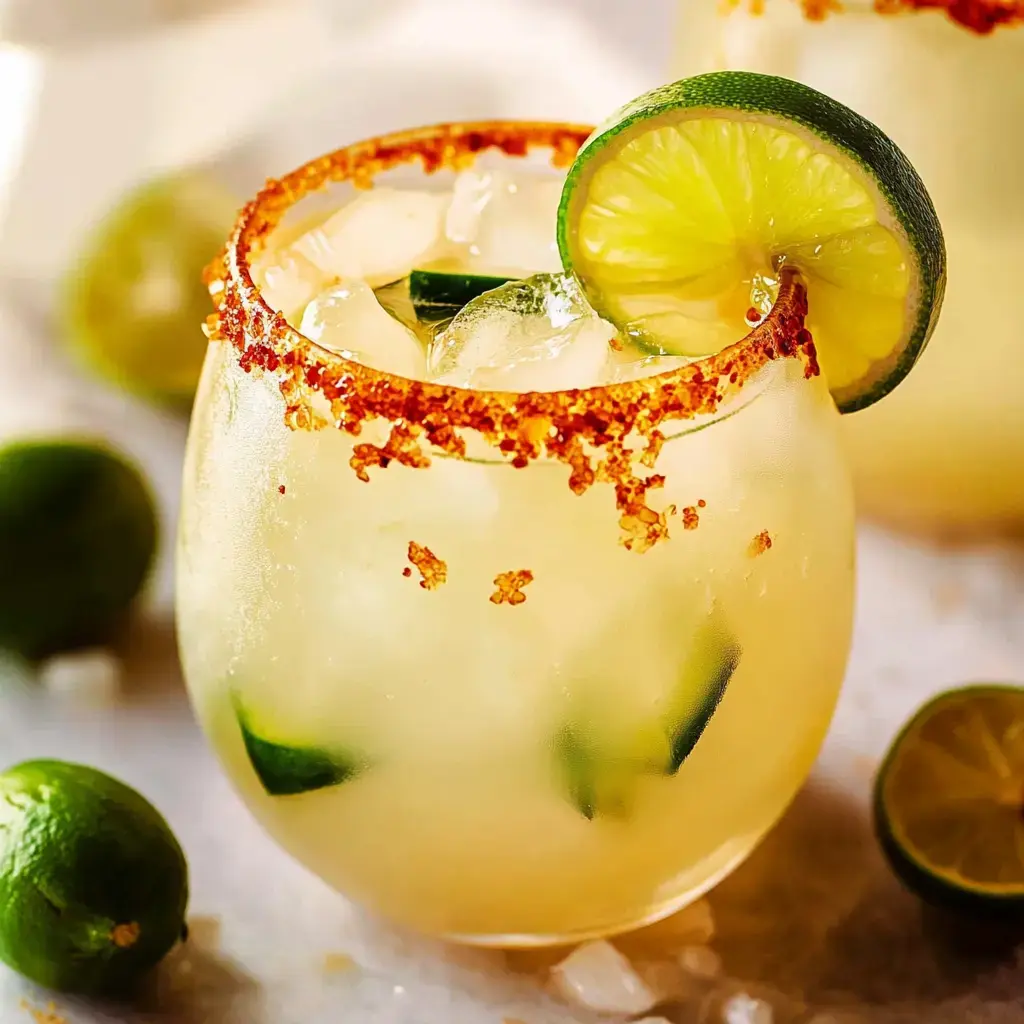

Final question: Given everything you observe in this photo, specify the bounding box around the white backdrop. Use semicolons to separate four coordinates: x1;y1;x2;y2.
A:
0;0;679;283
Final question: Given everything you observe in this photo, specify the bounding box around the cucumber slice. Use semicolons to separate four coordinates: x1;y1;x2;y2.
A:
409;269;515;318
557;613;741;819
233;696;370;797
557;722;668;821
665;618;740;773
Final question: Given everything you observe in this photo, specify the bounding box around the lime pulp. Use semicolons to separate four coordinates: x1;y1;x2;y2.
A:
557;71;946;413
874;685;1024;916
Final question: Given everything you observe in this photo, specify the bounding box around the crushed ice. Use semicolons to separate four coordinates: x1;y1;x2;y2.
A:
551;939;658;1016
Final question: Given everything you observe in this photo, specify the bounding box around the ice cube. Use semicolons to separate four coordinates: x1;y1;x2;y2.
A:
428;273;614;392
602;351;694;384
678;945;723;980
293;188;449;288
446;169;562;275
721;993;774;1024
445;169;498;244
550;940;658;1016
39;648;121;703
637;959;691;1003
251;246;326;321
299;281;427;379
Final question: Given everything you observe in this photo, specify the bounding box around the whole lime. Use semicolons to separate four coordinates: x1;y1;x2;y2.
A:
0;440;158;660
61;172;237;407
0;759;188;994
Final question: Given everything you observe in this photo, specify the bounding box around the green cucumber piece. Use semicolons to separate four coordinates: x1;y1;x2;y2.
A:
409;269;515;318
233;695;370;797
557;723;666;821
665;617;741;774
557;613;741;818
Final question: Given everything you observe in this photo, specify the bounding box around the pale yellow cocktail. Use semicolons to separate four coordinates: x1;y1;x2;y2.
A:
177;122;855;942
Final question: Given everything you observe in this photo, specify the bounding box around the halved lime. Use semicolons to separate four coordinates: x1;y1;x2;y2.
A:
874;685;1024;916
61;172;238;407
557;72;946;413
233;695;370;797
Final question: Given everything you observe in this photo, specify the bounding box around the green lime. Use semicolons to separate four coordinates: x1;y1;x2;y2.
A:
0;759;188;994
0;440;157;661
557;71;946;413
61;172;237;407
874;685;1024;917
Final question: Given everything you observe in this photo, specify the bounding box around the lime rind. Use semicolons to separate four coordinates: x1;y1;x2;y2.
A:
558;71;946;414
0;759;188;994
874;684;1024;916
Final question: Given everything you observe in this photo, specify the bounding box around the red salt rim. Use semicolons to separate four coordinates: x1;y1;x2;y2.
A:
769;0;1024;35
204;121;818;552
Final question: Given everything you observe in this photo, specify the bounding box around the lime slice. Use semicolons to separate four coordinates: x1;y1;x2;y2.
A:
0;759;188;995
874;685;1024;916
558;614;740;819
233;695;370;797
409;269;516;318
557;71;946;413
61;172;237;407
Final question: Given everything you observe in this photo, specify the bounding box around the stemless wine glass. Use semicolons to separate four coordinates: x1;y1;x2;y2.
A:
675;0;1024;535
176;121;855;944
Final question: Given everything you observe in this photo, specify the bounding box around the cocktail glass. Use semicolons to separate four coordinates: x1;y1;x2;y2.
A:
176;121;855;944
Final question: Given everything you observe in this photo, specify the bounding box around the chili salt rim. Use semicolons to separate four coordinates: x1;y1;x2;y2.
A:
768;0;1024;35
206;120;817;471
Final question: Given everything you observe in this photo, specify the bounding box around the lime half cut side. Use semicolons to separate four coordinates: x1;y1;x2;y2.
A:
557;72;946;413
875;685;1024;916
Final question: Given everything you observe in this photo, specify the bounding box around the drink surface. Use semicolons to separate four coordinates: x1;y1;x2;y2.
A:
249;169;698;393
177;131;855;941
683;2;1024;534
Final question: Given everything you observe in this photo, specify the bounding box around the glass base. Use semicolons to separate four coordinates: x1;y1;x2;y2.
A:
440;836;757;948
